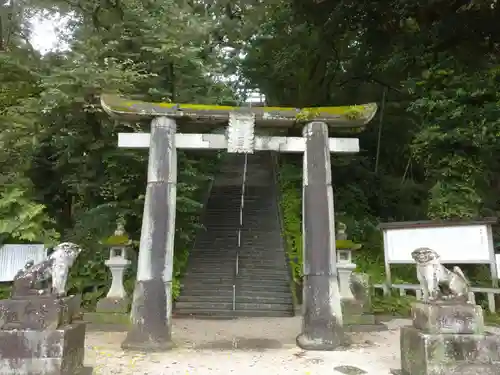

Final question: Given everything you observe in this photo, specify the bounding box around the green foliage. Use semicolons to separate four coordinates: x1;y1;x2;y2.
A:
372;294;415;316
0;187;59;245
0;0;230;307
277;161;303;283
0;284;12;300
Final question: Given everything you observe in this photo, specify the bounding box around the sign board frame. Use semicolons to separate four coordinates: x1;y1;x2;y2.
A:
379;218;498;289
496;254;500;279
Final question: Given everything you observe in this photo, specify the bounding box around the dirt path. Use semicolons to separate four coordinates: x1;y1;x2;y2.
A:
85;317;410;375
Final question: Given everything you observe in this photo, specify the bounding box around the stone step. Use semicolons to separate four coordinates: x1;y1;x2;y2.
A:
183;265;236;271
188;252;285;258
197;236;282;241
182;275;234;281
178;288;293;298
204;207;278;211
185;262;290;271
236;273;290;280
182;277;289;285
237;269;289;275
182;285;290;292
177;291;234;298
174;308;294;318
175;301;293;311
198;229;283;234
176;295;293;304
179;287;234;294
189;252;284;258
176;151;293;316
186;254;236;259
188;254;286;259
184;264;235;270
237;261;288;266
237;269;290;275
208;200;277;204
236;289;294;298
178;288;292;303
191;243;284;248
187;260;286;265
185;263;235;269
204;242;284;248
180;281;234;288
183;267;235;273
200;226;282;232
239;282;290;287
187;257;288;264
183;272;288;279
181;278;290;287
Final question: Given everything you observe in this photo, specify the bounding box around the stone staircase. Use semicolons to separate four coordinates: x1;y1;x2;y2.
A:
174;152;294;318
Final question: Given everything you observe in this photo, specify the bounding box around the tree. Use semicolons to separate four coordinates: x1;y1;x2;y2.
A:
0;0;237;304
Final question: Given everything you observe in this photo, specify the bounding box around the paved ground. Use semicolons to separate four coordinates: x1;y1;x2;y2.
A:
84;316;412;375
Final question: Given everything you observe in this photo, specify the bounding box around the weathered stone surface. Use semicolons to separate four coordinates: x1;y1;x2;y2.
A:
11;242;83;300
296;121;345;351
400;326;500;375
296;276;346;350
341;273;386;332
123;116;176;352
96;297;129;314
412;302;484;335
349;272;372;312
121;279;174;351
84;312;129;326
0;321;86;375
334;365;367;375
0;295;82;331
341;299;378;325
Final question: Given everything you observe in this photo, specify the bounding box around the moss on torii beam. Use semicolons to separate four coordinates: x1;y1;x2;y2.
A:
100;94;378;129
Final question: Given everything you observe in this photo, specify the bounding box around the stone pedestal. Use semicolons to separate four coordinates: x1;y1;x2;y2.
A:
337;252;356;300
96;255;131;315
0;295;86;374
397;301;500;375
96;224;132;326
343;273;386;332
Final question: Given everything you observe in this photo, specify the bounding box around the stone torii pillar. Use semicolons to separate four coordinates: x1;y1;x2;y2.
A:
297;121;344;350
100;94;377;351
121;116;177;351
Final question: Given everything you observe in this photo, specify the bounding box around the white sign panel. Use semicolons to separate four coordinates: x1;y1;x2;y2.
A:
0;244;47;282
384;224;491;264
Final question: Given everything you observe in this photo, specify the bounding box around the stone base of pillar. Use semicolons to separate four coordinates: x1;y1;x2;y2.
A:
88;297;130;329
341;272;387;332
97;297;129;313
296;275;346;351
342;299;387;332
121;279;174;352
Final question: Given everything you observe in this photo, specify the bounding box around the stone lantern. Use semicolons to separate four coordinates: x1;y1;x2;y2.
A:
335;222;386;331
96;221;131;314
336;222;361;300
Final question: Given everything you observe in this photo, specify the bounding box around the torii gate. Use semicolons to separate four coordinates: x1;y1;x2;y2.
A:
101;94;377;351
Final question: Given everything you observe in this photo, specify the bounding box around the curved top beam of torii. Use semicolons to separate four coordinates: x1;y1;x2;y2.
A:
100;94;378;129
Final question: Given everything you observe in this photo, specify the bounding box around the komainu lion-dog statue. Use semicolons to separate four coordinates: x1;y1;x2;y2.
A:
411;247;471;303
11;242;82;298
